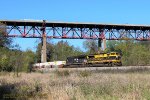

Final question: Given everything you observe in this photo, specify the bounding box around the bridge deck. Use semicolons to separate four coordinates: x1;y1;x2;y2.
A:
1;20;150;30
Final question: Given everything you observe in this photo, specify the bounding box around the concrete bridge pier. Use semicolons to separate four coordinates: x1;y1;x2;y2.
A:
98;39;102;52
41;20;47;63
41;36;47;63
98;29;106;52
103;38;106;50
98;38;106;52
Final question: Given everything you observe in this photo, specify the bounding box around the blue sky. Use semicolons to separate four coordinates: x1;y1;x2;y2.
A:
0;0;150;51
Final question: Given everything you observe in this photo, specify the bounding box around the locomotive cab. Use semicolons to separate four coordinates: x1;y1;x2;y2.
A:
108;52;122;66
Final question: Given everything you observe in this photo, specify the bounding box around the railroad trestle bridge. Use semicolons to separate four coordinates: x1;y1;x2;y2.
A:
0;20;150;62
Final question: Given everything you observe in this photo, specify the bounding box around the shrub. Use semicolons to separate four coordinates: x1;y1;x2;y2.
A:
0;80;47;100
80;84;115;99
142;88;150;100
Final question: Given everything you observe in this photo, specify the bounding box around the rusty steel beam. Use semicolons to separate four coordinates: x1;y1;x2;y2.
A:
0;20;150;41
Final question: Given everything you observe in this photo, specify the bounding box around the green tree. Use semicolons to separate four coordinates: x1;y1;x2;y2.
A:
53;40;83;61
83;40;98;54
106;40;150;66
0;23;12;48
0;23;13;71
0;48;12;71
36;42;54;62
129;44;150;66
105;40;118;52
22;49;36;72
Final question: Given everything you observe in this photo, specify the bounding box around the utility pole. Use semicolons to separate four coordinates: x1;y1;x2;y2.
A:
41;20;47;63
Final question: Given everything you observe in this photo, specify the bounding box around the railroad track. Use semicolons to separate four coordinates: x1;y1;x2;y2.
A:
41;66;150;72
63;66;150;70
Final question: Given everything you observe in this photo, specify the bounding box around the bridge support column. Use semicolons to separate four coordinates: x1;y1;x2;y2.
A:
41;36;47;63
98;38;106;52
103;38;106;51
41;20;47;63
98;39;102;53
99;29;106;52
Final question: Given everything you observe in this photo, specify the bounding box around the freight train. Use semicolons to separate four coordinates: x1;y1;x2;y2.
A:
65;52;122;67
32;52;122;71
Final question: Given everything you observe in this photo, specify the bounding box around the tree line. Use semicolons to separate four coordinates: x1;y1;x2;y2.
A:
106;40;150;66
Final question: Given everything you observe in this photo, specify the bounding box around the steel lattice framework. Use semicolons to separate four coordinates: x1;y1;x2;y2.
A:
0;20;150;41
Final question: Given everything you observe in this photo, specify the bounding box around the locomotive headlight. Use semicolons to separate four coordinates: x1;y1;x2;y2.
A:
74;58;79;62
84;59;87;63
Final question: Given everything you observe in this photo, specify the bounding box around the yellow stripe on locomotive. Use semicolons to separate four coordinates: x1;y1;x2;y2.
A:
87;52;122;66
87;53;108;64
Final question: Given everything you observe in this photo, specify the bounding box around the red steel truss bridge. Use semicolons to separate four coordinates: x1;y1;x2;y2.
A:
0;20;150;41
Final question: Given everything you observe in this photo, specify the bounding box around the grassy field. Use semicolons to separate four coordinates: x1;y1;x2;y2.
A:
1;68;150;100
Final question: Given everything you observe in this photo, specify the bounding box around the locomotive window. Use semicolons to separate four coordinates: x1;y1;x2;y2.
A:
110;53;115;55
118;56;121;60
102;57;107;60
109;56;116;59
88;56;94;58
